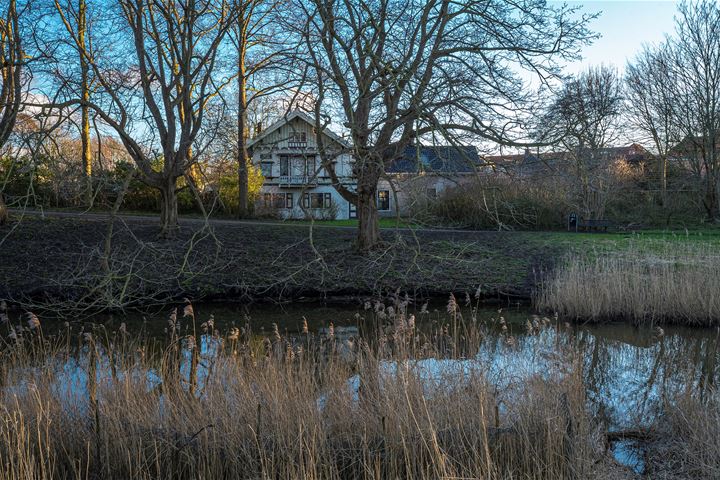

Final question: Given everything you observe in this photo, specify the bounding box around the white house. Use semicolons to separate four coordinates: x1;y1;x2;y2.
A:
249;111;481;220
248;111;358;220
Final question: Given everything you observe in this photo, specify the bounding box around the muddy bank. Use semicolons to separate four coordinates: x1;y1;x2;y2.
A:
0;216;559;310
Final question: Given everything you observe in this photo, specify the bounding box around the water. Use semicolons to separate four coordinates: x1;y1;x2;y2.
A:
5;301;720;475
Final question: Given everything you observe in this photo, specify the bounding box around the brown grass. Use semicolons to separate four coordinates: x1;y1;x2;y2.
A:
646;391;720;479
536;242;720;325
0;303;616;480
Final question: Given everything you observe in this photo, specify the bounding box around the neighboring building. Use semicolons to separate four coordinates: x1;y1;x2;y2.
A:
247;111;357;220
379;144;481;216
490;143;652;178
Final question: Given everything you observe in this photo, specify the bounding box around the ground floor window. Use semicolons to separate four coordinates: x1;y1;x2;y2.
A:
303;192;333;209
377;190;390;211
263;192;294;209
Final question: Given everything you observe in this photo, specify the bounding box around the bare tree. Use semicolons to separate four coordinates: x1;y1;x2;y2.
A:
538;66;624;219
291;0;597;250
626;45;678;207
662;0;720;221
230;0;288;218
50;0;239;237
53;0;95;208
0;0;24;225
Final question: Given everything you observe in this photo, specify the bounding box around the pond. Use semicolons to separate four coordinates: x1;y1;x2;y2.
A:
38;300;720;424
4;299;720;475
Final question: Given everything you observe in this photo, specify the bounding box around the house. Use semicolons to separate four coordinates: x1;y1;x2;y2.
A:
378;144;481;216
247;111;358;220
249;112;482;219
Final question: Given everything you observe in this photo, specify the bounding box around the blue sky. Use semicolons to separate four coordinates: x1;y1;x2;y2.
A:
557;0;680;73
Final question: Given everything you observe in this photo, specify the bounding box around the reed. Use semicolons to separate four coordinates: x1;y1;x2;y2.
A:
0;302;611;480
536;241;720;325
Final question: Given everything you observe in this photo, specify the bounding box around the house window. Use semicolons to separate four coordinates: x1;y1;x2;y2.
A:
377;190;390;211
305;156;318;176
303;192;332;209
261;162;273;177
264;193;291;209
288;131;307;148
279;156;290;176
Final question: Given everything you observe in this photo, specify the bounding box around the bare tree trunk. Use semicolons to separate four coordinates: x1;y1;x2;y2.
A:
79;0;92;208
0;194;7;225
159;178;179;238
356;185;380;251
237;68;249;218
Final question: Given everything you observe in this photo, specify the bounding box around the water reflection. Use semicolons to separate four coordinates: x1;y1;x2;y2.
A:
5;301;720;432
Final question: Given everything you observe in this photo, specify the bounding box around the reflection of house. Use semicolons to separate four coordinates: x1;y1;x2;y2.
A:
378;144;481;216
248;111;357;220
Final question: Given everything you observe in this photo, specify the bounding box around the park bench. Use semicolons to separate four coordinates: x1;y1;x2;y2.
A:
567;213;612;232
577;219;611;232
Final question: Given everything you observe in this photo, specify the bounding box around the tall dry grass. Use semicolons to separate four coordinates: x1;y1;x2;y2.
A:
537;241;720;325
647;390;720;479
0;302;612;480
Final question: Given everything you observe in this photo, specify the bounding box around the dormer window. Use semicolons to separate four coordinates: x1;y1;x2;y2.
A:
288;132;307;148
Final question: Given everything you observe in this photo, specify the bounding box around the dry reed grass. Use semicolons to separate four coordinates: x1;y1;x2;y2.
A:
646;390;720;479
0;300;618;480
536;241;720;325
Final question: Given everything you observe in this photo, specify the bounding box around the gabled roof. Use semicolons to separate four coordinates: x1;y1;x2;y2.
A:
386;145;481;174
247;110;350;148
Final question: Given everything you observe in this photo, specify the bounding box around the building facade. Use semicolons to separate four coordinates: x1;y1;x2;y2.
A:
248;111;358;220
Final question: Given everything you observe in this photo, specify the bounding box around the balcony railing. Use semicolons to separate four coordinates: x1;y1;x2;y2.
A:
277;175;318;187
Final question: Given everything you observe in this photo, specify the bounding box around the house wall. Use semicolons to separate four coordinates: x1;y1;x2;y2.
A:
250;115;356;220
377;175;471;217
256;185;355;220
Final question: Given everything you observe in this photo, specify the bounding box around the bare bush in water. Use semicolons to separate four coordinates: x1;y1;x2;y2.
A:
0;303;614;480
536;241;720;325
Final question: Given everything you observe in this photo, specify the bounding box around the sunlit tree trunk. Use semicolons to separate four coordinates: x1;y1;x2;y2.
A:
78;0;92;208
237;43;249;218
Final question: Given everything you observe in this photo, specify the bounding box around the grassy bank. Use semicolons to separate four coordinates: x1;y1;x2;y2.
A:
536;240;720;325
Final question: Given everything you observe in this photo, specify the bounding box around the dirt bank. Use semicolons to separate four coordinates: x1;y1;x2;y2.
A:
0;216;559;311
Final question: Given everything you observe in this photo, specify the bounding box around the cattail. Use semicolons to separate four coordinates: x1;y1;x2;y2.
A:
408;314;415;329
168;309;177;327
263;338;272;357
183;301;194;319
26;312;40;330
328;322;335;337
228;327;240;341
302;317;309;335
272;323;281;343
447;294;458;315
